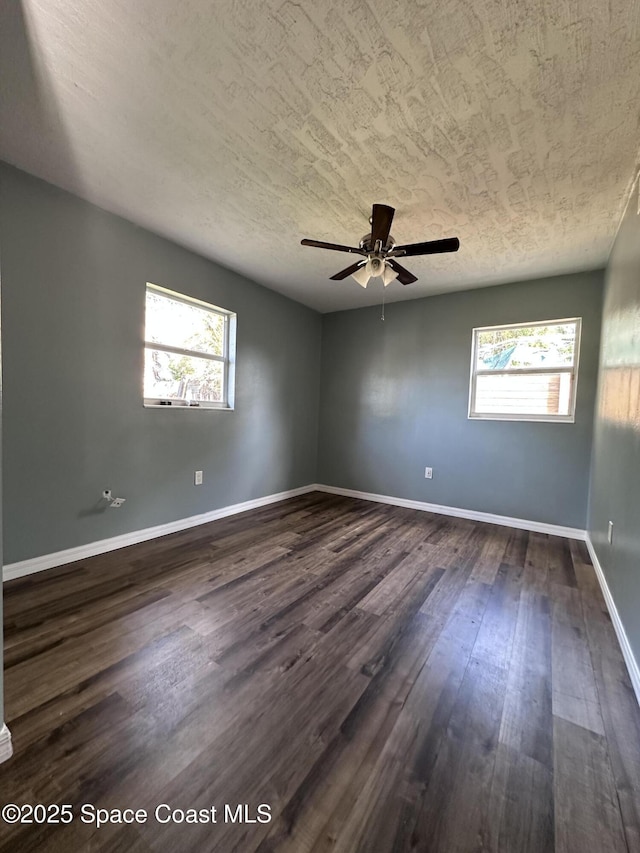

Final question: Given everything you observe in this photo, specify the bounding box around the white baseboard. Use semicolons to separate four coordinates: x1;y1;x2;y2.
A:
0;724;13;764
318;484;639;706
1;482;587;584
3;485;316;582
314;484;587;540
3;483;635;715
585;536;640;707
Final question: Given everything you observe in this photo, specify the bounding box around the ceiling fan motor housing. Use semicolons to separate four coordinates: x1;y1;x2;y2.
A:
359;233;395;253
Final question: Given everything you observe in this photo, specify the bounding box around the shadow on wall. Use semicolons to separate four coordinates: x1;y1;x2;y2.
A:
0;2;160;553
224;347;289;501
320;302;452;497
0;2;81;187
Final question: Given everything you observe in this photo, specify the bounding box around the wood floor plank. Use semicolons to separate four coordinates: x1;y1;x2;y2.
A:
553;716;628;853
568;540;599;595
503;528;530;568
498;588;553;768
1;493;638;853
547;536;578;589
551;585;604;735
524;531;551;593
493;744;555;853
469;524;511;584
257;603;452;853
397;657;509;853
471;561;522;671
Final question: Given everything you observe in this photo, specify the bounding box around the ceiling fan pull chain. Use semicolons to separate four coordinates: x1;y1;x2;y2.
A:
381;286;386;321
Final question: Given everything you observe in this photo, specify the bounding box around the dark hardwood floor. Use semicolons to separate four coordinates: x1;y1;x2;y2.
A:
1;492;639;852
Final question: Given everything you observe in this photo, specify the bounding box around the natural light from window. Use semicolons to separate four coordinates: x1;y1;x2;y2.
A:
469;318;581;422
144;284;235;408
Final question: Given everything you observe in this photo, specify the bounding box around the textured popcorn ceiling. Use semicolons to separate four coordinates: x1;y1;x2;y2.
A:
1;0;639;312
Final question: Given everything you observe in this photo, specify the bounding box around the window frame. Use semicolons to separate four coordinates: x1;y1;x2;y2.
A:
468;317;582;423
144;283;236;410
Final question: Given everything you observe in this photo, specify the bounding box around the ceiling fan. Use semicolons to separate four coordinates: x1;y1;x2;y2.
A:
301;204;460;288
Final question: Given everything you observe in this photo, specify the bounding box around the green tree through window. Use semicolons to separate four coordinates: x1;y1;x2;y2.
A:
144;285;235;408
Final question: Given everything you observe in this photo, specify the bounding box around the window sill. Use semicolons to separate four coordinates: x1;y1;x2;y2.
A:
468;413;575;423
144;402;234;411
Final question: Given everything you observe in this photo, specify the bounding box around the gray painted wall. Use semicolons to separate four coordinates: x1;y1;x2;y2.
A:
0;245;3;720
318;271;603;529
0;163;321;564
589;177;640;665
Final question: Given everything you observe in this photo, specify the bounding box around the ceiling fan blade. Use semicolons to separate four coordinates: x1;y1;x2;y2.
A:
301;238;366;256
393;237;460;257
370;204;395;248
329;260;366;280
387;258;418;285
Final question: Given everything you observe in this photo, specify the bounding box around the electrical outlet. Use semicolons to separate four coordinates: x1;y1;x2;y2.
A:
194;470;203;486
608;520;614;545
424;467;433;479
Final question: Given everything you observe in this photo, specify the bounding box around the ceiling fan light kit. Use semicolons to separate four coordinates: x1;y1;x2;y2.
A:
301;204;460;289
351;257;399;288
350;263;370;288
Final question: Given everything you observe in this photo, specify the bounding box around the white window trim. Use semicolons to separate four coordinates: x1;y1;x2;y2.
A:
144;283;236;410
468;317;582;423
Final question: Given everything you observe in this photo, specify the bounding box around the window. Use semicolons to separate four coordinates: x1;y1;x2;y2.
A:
469;318;581;422
144;283;236;408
